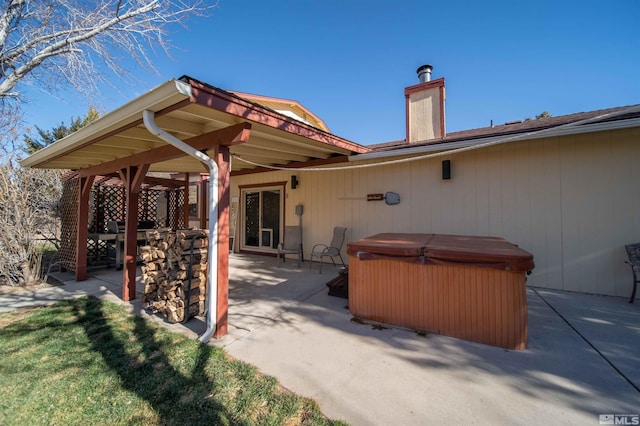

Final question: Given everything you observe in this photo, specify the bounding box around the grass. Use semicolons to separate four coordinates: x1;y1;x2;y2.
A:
0;297;345;426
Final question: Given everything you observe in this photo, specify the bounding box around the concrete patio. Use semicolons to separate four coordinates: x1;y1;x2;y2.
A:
1;253;638;425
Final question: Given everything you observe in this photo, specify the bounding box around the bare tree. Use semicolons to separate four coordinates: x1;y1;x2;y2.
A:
0;0;212;112
0;157;62;285
0;1;213;284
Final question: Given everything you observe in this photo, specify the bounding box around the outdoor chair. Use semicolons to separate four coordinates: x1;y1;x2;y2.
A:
310;226;347;273
624;242;640;303
277;226;303;267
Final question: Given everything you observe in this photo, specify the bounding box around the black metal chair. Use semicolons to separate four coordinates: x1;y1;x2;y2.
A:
624;242;640;303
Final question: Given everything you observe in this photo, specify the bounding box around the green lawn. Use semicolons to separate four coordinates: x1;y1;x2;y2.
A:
0;297;344;425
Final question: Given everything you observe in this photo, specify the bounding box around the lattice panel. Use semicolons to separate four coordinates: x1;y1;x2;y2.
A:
60;176;180;271
167;189;186;230
91;184;125;233
59;177;79;271
139;189;161;223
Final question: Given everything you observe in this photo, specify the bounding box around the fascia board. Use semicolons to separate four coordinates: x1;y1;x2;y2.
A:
21;79;192;168
350;117;640;162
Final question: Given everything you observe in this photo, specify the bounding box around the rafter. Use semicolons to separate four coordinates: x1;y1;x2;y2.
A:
80;122;251;177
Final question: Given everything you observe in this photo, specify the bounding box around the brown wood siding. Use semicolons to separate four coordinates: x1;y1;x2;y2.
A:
349;256;528;350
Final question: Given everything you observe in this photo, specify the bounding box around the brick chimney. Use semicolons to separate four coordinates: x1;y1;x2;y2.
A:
405;64;446;143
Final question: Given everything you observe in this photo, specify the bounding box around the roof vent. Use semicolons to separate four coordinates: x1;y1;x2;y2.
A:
416;64;433;83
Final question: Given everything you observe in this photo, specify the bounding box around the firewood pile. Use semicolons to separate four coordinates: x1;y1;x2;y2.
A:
141;228;209;323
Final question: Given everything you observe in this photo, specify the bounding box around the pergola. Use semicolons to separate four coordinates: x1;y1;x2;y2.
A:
21;76;368;337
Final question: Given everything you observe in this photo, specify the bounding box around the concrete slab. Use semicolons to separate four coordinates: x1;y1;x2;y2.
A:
533;288;640;392
219;286;639;425
218;254;342;345
0;273;117;312
1;255;638;424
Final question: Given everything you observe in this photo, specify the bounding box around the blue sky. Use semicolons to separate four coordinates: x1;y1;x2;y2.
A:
20;0;640;146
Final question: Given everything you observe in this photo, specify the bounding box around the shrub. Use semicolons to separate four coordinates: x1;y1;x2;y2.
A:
0;159;62;286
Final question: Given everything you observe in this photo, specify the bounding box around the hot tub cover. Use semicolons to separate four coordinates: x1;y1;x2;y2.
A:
347;233;535;272
346;233;433;257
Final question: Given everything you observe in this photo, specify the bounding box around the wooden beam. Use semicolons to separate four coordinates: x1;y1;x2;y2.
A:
91;172;186;189
231;145;310;163
75;175;95;281
79;122;251;177
230;155;349;176
142;176;188;188
131;165;147;194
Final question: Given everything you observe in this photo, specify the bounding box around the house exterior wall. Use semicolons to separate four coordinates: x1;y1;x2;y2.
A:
231;126;640;297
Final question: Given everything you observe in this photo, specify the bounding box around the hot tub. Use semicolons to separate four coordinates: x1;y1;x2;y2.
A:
347;233;535;350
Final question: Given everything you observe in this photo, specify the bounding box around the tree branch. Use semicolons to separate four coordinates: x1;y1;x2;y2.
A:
0;0;212;101
0;0;25;49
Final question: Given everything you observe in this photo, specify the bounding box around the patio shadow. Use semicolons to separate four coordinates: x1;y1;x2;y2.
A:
72;297;237;425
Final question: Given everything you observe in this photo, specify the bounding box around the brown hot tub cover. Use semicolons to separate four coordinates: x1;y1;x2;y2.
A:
347;233;534;272
347;233;433;260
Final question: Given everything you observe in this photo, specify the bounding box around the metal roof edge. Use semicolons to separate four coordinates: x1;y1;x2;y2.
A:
21;79;192;168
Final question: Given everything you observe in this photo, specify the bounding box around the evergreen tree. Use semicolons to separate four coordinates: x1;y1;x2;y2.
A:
23;107;99;154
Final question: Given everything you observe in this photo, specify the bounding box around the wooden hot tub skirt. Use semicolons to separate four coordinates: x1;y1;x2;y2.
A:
348;256;528;350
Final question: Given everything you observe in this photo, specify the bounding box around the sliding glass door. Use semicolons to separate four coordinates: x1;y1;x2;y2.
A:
240;185;283;253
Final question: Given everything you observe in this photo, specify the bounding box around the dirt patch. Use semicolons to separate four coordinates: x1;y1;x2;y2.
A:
0;306;42;329
0;282;54;295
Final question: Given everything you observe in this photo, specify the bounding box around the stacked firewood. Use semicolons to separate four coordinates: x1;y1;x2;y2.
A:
141;228;208;323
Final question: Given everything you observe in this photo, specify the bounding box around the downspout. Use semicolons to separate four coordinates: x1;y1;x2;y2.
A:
142;110;218;344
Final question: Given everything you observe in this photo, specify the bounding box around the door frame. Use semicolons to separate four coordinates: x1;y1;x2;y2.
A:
238;181;287;254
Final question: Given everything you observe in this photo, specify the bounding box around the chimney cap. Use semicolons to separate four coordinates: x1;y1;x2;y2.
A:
416;64;433;83
416;64;433;74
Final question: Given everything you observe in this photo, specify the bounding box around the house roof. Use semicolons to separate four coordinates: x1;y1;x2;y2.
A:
20;76;369;174
228;90;331;133
369;104;640;153
21;75;640;176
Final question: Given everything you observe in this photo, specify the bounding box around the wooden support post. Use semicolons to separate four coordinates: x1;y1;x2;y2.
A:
122;164;150;301
75;175;95;281
214;145;231;338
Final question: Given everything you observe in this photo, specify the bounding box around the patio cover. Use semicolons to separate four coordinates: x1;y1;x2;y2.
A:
21;76;368;173
21;75;369;338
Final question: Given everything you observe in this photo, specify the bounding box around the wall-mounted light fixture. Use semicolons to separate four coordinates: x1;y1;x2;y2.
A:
442;160;451;180
291;175;299;189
